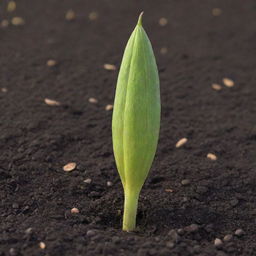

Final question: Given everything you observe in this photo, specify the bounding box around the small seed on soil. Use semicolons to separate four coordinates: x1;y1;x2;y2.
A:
160;47;168;55
86;230;96;237
181;179;190;186
71;207;79;214
165;188;173;193
214;238;223;248
103;63;116;71
88;97;98;103
1;87;8;93
65;9;76;21
7;1;16;12
207;153;217;161
88;11;99;21
84;178;92;184
212;8;222;16
185;224;199;233
39;242;46;249
9;248;17;256
175;138;188;148
223;234;233;242
63;162;77;172
234;228;244;237
107;181;113;187
44;98;61;106
25;227;33;234
46;59;57;67
1;20;9;28
177;228;185;235
105;104;113;111
11;17;25;26
212;83;222;91
159;17;168;26
223;77;234;87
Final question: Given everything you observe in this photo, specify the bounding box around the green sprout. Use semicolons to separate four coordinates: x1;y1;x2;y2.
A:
112;12;161;231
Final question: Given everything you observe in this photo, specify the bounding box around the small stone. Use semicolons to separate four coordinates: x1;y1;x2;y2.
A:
71;207;79;214
212;8;222;16
7;1;16;12
65;9;76;21
11;17;25;26
25;227;33;234
103;64;116;71
46;59;57;67
86;230;96;237
44;98;61;106
9;248;17;256
181;179;190;186
88;97;98;103
1;20;9;28
39;242;46;249
212;83;222;91
105;104;113;111
107;181;113;187
214;238;223;248
159;17;168;26
63;162;76;172
223;234;233;242
84;178;92;184
166;241;175;248
165;188;174;192
234;229;244;237
89;11;99;21
175;138;188;148
223;78;234;87
160;47;168;55
177;228;184;235
207;153;217;161
185;224;199;233
12;203;19;209
1;87;8;92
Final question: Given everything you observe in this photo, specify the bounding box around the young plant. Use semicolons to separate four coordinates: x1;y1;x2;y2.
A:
112;13;161;231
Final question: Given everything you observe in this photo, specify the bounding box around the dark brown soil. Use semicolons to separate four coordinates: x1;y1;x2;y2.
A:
1;0;256;255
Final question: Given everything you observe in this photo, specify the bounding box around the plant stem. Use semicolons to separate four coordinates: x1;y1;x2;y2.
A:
122;189;139;231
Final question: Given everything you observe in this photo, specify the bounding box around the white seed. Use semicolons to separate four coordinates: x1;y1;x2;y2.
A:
44;98;61;106
89;97;98;103
223;234;233;242
105;104;113;111
214;238;223;248
212;83;222;91
234;228;245;237
175;138;188;148
1;87;8;93
63;162;77;172
107;181;113;187
165;189;173;193
65;9;76;21
39;242;46;249
1;20;9;28
160;47;168;55
88;11;98;21
207;153;217;161
103;64;116;71
223;77;234;87
212;8;222;16
46;59;57;67
71;207;79;214
7;1;16;12
11;17;25;26
159;17;168;26
84;178;92;184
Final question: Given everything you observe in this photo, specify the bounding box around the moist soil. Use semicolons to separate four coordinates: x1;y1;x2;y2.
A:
1;0;256;255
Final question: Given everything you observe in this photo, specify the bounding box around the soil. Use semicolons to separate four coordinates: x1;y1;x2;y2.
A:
1;0;256;255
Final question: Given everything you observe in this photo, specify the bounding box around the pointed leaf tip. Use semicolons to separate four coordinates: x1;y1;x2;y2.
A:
137;12;144;26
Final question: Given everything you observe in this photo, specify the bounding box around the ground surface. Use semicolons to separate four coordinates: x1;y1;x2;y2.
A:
0;0;256;255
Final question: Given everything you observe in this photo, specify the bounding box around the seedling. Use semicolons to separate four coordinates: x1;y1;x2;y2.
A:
112;13;161;231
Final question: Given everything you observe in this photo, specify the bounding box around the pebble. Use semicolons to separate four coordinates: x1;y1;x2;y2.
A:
86;230;96;237
65;9;76;21
165;188;173;193
207;153;217;161
9;248;17;256
177;228;185;235
39;242;46;249
11;17;25;26
214;238;223;248
103;64;116;71
166;241;175;248
175;138;188;148
89;11;99;21
12;203;19;209
1;20;9;28
223;77;234;87
223;234;233;242
71;207;79;214
212;83;222;91
88;97;98;103
160;47;168;55
63;162;77;172
44;98;61;106
107;181;113;187
46;59;57;67
7;1;16;12
181;179;190;186
185;224;199;233
159;17;168;26
25;227;33;234
1;87;8;92
212;8;222;16
105;104;113;111
84;178;92;184
234;228;244;237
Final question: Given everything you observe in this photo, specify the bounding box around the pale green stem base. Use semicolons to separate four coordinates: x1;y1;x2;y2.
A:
122;189;139;231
